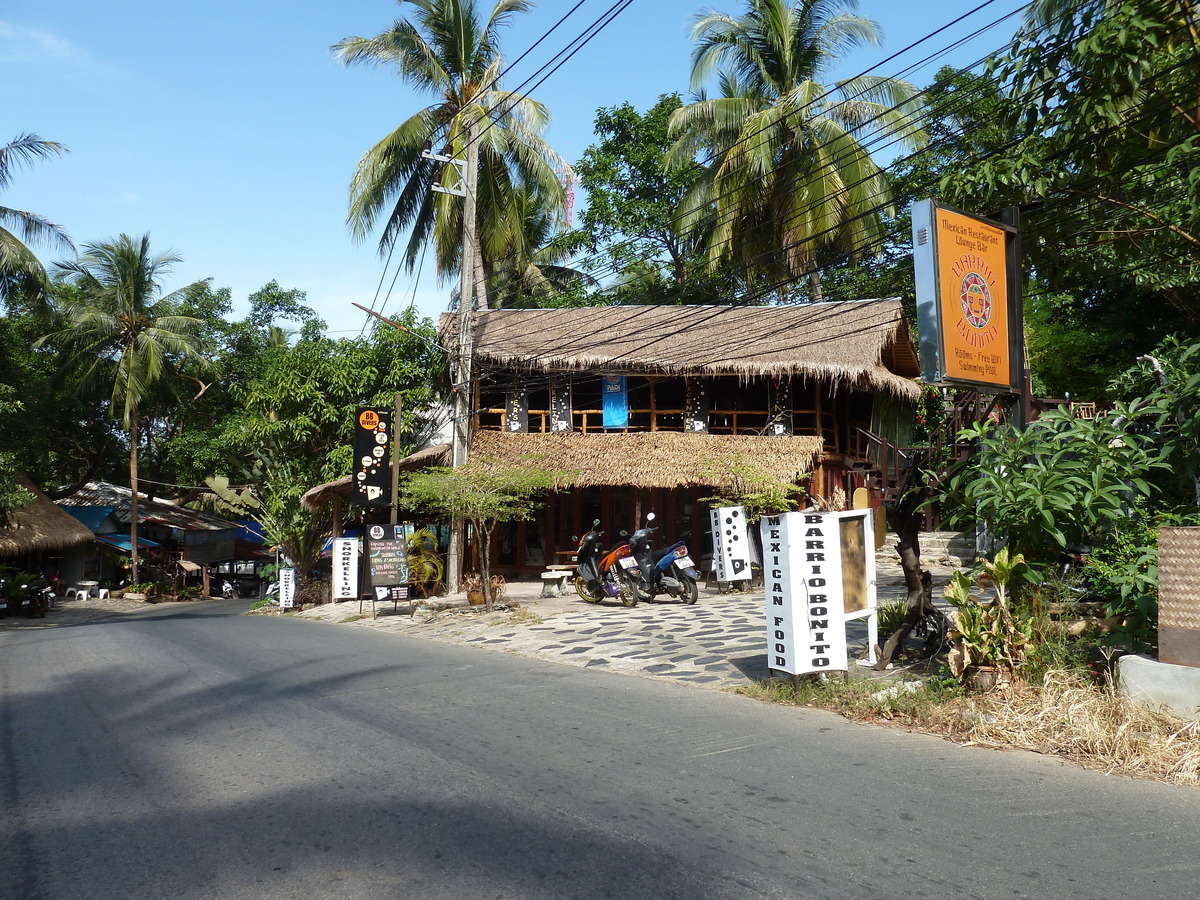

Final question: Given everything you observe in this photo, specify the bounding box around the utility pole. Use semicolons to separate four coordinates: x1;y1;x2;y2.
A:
446;116;479;593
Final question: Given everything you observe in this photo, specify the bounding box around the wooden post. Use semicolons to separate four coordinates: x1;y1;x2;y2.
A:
390;394;402;526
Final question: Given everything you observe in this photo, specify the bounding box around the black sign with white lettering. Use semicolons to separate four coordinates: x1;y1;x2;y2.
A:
353;407;391;506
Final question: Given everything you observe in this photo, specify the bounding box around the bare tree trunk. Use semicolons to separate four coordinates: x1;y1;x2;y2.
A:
874;484;935;670
479;520;494;611
808;268;824;303
129;408;139;586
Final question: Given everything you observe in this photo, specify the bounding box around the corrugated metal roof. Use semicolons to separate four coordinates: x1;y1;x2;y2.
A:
60;482;240;532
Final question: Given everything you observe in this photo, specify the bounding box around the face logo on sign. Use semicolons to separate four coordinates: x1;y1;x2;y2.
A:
959;271;992;328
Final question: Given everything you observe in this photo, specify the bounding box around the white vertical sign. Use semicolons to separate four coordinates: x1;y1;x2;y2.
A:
279;567;296;609
760;512;848;674
332;538;359;600
710;506;752;582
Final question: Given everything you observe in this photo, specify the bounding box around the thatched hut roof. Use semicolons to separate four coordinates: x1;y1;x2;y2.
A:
300;442;452;511
442;299;920;400
0;474;96;558
468;431;822;490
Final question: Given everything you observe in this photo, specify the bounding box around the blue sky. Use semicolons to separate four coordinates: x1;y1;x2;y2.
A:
3;0;1029;336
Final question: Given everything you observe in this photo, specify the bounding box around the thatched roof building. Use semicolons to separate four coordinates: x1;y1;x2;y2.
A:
0;474;95;558
444;299;920;401
468;431;822;490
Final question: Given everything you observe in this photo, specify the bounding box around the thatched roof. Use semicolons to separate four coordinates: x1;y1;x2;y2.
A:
468;431;822;490
443;299;921;401
0;474;96;557
300;442;453;511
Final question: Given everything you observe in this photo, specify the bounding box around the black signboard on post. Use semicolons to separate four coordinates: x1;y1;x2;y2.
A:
364;523;409;615
353;407;391;506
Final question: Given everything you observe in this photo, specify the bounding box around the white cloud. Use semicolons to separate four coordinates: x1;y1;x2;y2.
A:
0;21;93;68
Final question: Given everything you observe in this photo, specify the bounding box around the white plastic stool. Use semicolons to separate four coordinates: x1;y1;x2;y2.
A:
96;588;110;600
64;587;79;600
76;590;90;602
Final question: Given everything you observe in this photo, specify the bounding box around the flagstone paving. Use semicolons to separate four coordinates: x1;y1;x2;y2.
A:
297;561;959;691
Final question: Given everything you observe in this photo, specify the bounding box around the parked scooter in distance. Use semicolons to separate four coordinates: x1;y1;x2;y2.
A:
221;578;241;599
628;512;702;604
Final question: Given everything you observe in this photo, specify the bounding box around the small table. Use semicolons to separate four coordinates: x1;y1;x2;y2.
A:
74;581;99;601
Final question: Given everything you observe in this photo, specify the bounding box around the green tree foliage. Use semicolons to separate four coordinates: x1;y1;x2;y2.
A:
482;183;593;308
820;66;1011;308
332;0;565;305
665;0;926;301
572;94;719;302
0;289;118;501
941;0;1200;395
0;134;73;303
401;459;567;608
199;312;444;581
42;234;210;581
941;404;1170;564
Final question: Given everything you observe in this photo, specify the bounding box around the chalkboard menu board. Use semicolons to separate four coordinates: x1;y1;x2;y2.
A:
365;524;409;590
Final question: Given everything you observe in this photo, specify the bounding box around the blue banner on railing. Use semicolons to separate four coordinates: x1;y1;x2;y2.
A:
602;375;628;429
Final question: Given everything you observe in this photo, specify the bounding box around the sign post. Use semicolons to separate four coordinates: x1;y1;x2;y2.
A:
760;510;878;680
332;537;360;601
710;506;752;585
364;523;409;619
912;199;1024;409
353;406;392;506
279;567;296;609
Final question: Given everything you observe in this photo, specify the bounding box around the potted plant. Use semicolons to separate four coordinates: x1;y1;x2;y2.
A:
945;548;1032;690
462;572;486;606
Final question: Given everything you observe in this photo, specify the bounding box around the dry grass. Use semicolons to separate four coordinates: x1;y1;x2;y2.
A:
924;670;1200;785
741;668;1200;787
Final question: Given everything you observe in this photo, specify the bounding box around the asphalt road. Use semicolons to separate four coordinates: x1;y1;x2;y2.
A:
2;600;1198;899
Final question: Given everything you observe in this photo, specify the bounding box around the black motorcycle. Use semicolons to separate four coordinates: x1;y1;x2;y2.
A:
572;521;636;606
19;582;53;618
627;512;702;604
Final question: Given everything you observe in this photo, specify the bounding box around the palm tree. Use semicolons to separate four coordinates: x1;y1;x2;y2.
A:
332;0;565;308
0;134;73;303
665;0;926;300
45;234;209;583
483;183;595;307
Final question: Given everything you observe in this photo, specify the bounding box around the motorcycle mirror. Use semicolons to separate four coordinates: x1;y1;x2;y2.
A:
571;535;578;543
619;530;628;537
646;512;656;523
593;518;600;527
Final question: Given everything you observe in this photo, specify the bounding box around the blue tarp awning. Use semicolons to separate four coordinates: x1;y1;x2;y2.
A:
321;528;362;556
236;520;267;543
63;505;113;532
95;534;160;552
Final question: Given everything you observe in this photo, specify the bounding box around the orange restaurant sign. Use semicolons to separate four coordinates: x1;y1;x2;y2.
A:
913;200;1018;392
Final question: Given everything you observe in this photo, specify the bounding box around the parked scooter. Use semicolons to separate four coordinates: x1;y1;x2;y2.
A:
627;512;702;604
572;521;640;607
221;578;241;599
19;582;53;618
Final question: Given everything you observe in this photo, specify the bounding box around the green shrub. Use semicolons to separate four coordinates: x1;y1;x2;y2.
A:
1085;504;1199;653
